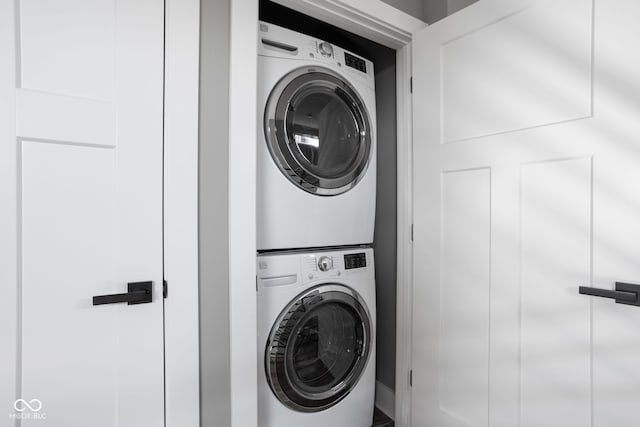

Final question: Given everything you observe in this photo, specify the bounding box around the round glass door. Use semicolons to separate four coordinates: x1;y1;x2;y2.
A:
264;67;372;196
265;284;372;412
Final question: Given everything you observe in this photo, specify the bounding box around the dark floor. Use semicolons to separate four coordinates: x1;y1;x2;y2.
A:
372;407;394;427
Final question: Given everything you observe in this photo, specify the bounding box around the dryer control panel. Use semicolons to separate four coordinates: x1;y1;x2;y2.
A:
258;21;375;89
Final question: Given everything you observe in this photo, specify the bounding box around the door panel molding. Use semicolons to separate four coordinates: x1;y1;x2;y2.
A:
440;0;593;144
440;168;491;427
19;0;116;99
16;89;116;147
519;157;592;425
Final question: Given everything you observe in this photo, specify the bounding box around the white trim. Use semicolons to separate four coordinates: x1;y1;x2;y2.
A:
228;1;258;426
375;381;396;420
163;0;201;426
0;0;18;418
394;43;414;427
271;0;426;49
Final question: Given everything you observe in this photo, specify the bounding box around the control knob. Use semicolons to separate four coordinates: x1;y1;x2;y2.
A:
318;256;333;272
318;41;334;58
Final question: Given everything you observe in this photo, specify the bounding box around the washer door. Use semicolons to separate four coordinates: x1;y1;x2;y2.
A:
264;66;372;196
265;284;372;412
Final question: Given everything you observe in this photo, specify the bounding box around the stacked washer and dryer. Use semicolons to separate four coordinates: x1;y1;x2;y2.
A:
256;21;378;427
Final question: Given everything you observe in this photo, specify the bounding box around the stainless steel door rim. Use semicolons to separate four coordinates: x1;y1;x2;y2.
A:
264;66;373;196
264;283;372;412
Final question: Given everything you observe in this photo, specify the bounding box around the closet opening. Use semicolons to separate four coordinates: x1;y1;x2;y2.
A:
259;1;398;422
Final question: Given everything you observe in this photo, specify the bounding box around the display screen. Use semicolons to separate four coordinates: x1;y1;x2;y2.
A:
344;252;367;269
345;52;367;73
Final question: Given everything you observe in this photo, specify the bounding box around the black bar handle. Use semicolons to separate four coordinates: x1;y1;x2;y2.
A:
578;286;635;301
93;281;153;306
579;282;640;306
93;290;149;305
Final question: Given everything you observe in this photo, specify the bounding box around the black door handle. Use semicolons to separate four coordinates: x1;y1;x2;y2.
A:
579;282;640;306
93;281;153;306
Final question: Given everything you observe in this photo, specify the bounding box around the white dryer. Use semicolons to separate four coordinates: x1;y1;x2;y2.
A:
257;22;377;251
257;247;376;427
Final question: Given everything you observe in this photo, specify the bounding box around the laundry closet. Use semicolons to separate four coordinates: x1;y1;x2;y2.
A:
255;2;398;425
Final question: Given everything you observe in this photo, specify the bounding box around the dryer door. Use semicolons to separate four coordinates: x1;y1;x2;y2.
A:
264;66;372;196
265;283;372;412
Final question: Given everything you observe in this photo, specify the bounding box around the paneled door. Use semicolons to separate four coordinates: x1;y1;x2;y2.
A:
1;0;165;426
412;0;640;426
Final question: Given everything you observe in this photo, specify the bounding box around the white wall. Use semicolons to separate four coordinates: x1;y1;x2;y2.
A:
381;0;478;23
199;0;231;425
447;0;478;16
423;0;447;23
380;0;424;21
372;52;398;392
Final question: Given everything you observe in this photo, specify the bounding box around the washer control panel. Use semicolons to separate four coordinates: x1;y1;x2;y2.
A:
301;250;370;282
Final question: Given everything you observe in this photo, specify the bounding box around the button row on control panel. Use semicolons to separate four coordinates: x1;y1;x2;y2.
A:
306;257;317;271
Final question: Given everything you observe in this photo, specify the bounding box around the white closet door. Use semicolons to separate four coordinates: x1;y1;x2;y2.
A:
411;0;640;426
1;0;165;425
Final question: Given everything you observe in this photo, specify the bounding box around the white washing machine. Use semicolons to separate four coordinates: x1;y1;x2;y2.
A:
257;21;377;251
257;247;376;427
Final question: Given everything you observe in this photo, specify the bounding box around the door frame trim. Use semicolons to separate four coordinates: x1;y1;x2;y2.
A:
164;0;201;425
271;0;425;49
394;42;414;427
0;0;18;417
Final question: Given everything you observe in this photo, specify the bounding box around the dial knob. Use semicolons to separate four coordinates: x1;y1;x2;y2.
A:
318;42;333;58
318;256;333;272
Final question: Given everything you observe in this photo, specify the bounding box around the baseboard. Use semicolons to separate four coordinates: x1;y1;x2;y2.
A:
375;381;395;420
